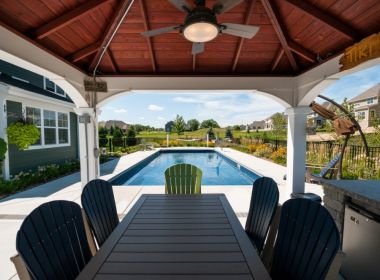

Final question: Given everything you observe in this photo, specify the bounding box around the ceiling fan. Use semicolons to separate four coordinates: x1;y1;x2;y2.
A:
141;0;260;55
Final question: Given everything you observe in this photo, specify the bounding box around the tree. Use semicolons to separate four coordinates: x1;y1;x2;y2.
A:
173;115;186;135
187;119;200;131
109;125;115;135
113;126;124;138
98;126;108;137
271;113;287;138
225;128;233;139
233;125;240;131
207;127;215;140
165;121;174;133
200;119;220;129
126;126;137;146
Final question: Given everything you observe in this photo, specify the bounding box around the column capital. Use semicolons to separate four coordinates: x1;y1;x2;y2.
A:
285;106;310;116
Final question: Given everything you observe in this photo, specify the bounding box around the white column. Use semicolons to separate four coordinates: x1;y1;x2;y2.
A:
0;84;10;180
285;106;310;196
74;107;100;187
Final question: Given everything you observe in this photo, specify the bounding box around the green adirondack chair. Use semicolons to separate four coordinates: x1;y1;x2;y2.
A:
164;163;202;194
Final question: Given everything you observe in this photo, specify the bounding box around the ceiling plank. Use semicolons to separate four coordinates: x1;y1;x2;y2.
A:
89;0;135;73
68;41;100;62
231;0;258;72
271;48;284;72
286;0;360;41
139;0;157;73
34;0;113;40
288;40;315;63
107;49;119;74
261;0;298;72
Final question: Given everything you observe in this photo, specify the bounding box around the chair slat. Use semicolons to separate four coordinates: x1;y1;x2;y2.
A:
245;177;279;254
16;201;92;280
164;164;202;195
81;179;119;247
271;198;340;280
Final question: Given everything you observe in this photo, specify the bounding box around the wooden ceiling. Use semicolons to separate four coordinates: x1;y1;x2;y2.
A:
0;0;379;76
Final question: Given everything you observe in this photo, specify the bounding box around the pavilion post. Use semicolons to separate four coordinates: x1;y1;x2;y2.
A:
0;84;10;180
75;107;100;187
285;106;310;195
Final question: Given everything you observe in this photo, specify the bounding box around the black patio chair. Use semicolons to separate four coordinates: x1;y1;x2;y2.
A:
81;179;119;247
245;177;279;255
271;198;340;280
16;200;92;280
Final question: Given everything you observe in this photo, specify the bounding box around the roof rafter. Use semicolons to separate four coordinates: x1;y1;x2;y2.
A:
261;0;298;72
69;41;100;62
107;49;119;74
231;0;258;72
89;0;134;73
139;0;157;73
193;55;196;72
34;0;113;40
286;0;361;41
288;41;315;63
271;48;284;72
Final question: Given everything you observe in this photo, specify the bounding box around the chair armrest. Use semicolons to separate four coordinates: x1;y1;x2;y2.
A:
81;208;98;256
325;250;346;280
10;254;31;280
261;204;282;270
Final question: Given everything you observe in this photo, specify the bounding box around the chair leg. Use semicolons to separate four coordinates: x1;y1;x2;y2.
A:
261;204;282;270
325;250;346;280
10;254;31;280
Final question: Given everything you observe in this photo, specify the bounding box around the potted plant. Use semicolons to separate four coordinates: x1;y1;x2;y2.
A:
6;120;40;150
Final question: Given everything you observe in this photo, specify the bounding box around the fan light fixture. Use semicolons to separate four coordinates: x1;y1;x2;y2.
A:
183;22;219;43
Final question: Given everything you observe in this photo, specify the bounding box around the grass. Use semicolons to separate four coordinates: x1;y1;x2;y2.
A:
136;128;286;140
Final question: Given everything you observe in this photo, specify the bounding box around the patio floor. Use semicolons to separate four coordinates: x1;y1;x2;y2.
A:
0;148;323;280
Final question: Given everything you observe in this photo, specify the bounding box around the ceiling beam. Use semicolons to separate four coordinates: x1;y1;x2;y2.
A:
107;49;119;74
34;0;113;40
68;41;100;62
89;0;134;73
286;0;360;41
139;0;157;73
261;0;298;72
288;41;316;63
231;0;258;72
193;55;196;72
271;48;284;72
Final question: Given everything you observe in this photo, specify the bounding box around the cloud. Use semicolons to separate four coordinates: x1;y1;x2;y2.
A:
139;117;145;120
113;108;127;113
157;116;165;120
148;104;164;111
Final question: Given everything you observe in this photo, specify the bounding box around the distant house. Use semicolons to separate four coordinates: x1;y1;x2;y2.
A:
263;113;286;130
249;120;265;130
0;60;79;180
348;84;380;129
100;120;129;131
307;101;333;129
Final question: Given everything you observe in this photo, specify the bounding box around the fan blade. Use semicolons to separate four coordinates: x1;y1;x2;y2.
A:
213;0;243;14
141;26;180;37
221;23;259;39
192;42;204;55
168;0;191;12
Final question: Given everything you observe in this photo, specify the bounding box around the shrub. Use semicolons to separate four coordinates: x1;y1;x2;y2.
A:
247;144;257;153
0;138;7;162
270;146;287;165
7;122;40;150
253;144;273;158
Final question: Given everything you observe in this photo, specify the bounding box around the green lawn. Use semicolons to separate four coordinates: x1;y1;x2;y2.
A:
136;128;286;140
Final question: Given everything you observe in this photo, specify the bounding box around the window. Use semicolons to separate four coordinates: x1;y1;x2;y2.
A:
367;98;374;104
43;78;66;97
12;76;30;83
25;106;70;148
370;110;376;118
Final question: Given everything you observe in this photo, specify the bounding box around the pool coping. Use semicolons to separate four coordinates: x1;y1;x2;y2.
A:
109;147;263;186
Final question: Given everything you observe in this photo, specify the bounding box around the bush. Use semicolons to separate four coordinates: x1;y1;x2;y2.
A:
270;146;287;165
253;144;273;158
7;122;40;150
247;144;257;153
0;138;7;162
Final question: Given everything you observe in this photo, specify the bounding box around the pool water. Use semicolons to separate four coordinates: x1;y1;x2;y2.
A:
114;151;259;186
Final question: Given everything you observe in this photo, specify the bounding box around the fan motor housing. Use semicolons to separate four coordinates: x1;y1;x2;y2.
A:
184;6;218;29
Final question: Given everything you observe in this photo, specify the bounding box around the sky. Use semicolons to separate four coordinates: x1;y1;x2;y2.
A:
99;65;380;128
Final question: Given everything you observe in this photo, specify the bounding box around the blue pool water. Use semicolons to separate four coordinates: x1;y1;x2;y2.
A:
112;150;260;186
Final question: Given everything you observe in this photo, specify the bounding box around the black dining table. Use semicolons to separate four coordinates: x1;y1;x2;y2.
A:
77;194;271;280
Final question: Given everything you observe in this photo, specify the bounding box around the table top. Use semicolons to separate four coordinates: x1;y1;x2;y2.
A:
77;194;271;280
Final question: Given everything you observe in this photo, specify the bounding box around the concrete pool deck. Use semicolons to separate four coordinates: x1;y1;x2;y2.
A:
0;148;323;280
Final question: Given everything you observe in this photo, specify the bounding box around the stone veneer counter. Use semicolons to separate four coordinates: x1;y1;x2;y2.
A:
322;180;380;236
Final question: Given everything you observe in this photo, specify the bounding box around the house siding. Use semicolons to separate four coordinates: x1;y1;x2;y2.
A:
6;100;78;175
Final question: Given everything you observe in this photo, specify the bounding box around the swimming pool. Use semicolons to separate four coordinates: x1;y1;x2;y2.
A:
111;149;260;186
